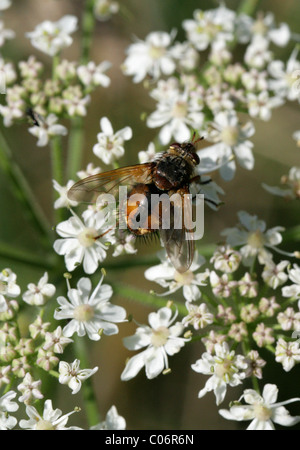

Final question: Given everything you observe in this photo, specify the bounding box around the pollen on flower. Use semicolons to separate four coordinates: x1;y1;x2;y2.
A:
73;304;95;322
149;45;166;59
253;403;272;421
77;227;99;247
247;229;265;249
150;326;170;347
172;100;188;118
174;270;194;285
220;125;239;146
35;420;55;431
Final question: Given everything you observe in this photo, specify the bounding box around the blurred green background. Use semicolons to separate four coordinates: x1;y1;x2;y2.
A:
0;0;300;430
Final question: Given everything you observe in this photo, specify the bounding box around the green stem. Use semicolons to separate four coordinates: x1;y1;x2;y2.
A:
109;280;187;316
51;136;65;223
66;117;84;180
80;0;97;64
0;241;55;269
66;0;96;180
0;131;52;244
73;335;100;427
237;0;261;15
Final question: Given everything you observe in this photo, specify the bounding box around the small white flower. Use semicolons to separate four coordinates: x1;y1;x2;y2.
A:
282;264;300;299
58;359;98;394
22;272;56;306
121;306;189;380
207;110;255;181
192;342;248;405
43;326;73;354
0;390;18;430
53;210;114;274
0;20;15;47
94;0;119;21
0;0;12;10
293;130;300;147
210;245;241;273
77;60;111;87
17;373;43;405
209;271;237;298
19;55;43;78
19;399;80;430
236;12;290;47
268;48;300;101
219;384;300;430
263;166;300;200
244;36;272;69
112;231;137;257
146;88;204;145
277;307;300;332
144;251;209;302
28;113;67;147
123;30;176;83
138;141;157;164
0;268;20;313
91;405;126;430
246;90;283;121
93;117;132;165
182;302;213;330
77;162;102;179
54;276;127;341
53;179;79;209
221;210;285;266
275;338;300;371
0;58;16;86
26;15;78;57
262;259;289;289
183;5;235;51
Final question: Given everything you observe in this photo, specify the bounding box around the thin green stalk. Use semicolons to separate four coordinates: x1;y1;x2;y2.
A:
0;241;55;269
0;131;52;244
237;0;261;15
66;0;96;180
66;116;84;181
73;335;100;427
109;280;187;316
80;0;97;65
51;136;65;223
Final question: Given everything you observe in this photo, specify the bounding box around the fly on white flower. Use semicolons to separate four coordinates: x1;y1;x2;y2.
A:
219;384;300;430
93;116;132;165
26;15;78;57
58;359;98;395
54;276;127;341
121;306;190;380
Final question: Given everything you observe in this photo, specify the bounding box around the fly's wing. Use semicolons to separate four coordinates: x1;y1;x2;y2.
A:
68;163;154;203
160;186;195;274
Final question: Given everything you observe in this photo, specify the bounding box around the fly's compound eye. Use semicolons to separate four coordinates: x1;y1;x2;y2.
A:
191;152;200;165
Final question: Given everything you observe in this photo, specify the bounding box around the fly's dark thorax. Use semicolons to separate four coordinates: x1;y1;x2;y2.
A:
153;151;195;191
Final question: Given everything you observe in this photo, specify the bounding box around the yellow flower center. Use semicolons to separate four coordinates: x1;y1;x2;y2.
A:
151;326;170;347
77;227;98;247
149;45;166;59
247;229;265;249
174;270;194;285
73;304;95;322
36;419;55;430
221;126;239;146
172;100;188;118
253;404;272;421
